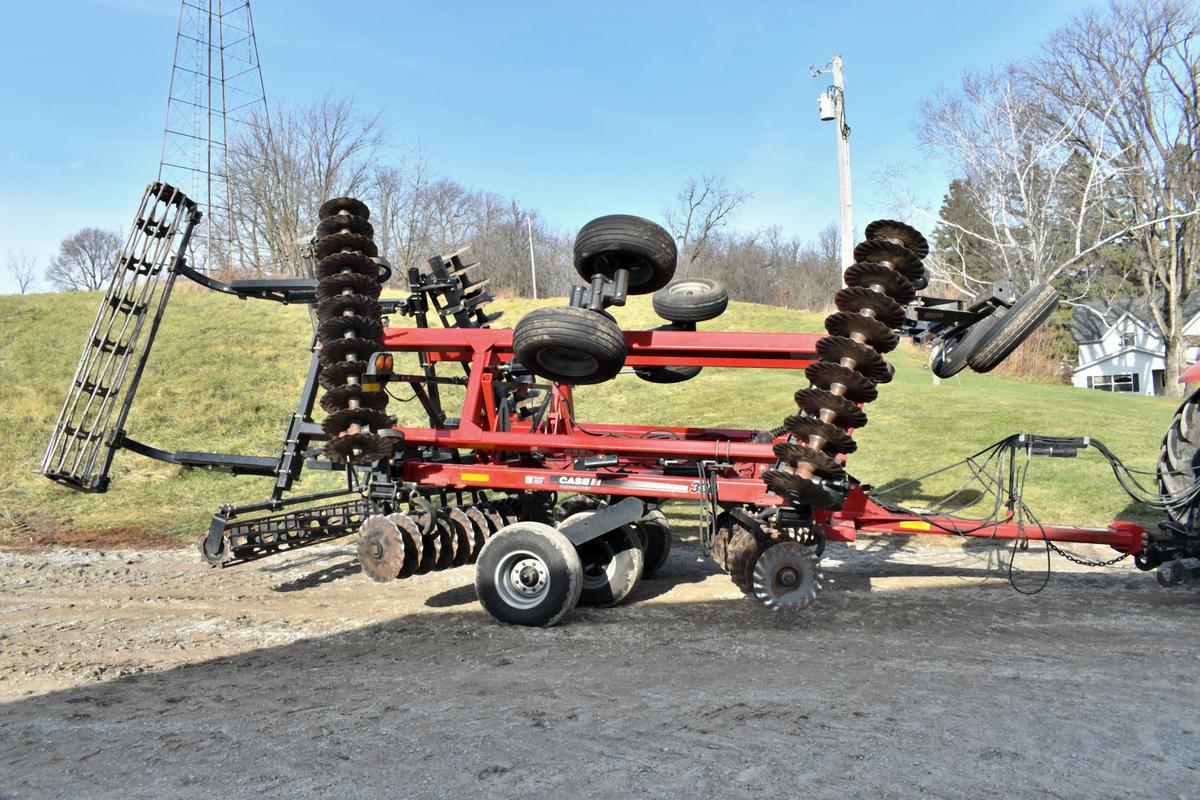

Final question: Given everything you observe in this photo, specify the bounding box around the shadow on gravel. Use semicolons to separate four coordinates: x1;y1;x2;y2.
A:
423;551;719;608
2;571;1197;800
273;558;362;593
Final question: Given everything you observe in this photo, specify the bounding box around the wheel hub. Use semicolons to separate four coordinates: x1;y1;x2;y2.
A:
508;557;548;598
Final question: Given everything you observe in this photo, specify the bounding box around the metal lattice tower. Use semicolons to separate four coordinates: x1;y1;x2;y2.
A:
157;0;268;274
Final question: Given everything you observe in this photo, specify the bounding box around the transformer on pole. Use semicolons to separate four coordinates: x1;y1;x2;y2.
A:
157;0;269;274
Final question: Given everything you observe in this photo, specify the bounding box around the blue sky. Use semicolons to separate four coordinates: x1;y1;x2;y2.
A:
0;0;1092;292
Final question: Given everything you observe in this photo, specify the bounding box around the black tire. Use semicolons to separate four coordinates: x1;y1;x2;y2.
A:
929;317;996;379
512;306;627;385
634;323;702;383
634;364;702;384
474;522;583;627
1158;386;1200;522
575;525;644;607
967;283;1059;373
555;493;605;523
652;278;729;323
574;214;677;294
635;509;672;578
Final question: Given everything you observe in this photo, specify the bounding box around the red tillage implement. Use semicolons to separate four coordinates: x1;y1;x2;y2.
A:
43;187;1177;627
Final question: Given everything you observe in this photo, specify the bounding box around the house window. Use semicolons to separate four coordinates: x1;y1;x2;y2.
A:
1087;373;1140;392
1118;331;1135;348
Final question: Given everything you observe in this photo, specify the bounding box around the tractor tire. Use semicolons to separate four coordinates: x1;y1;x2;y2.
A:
967;283;1059;373
574;214;677;294
475;522;583;627
513;306;627;385
652;278;729;323
1159;386;1200;522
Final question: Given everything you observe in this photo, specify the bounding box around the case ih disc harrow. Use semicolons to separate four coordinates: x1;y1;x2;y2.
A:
43;184;1196;626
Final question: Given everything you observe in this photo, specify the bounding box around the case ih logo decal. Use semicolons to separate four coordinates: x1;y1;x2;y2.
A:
557;476;600;488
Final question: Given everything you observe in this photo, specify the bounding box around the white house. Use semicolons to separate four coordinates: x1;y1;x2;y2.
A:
1070;296;1200;396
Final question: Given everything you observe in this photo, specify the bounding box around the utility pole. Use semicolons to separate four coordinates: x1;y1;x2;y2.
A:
527;215;538;299
812;54;854;273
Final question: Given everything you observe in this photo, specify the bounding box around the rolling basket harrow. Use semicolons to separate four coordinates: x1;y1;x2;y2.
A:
43;183;1199;626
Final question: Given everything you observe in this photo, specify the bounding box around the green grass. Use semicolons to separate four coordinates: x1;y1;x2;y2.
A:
0;289;1178;542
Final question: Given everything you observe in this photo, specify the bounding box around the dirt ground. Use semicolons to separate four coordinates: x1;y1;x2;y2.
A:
1;534;1197;799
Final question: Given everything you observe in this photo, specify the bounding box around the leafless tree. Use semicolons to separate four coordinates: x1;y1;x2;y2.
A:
4;249;38;294
45;228;121;291
665;222;840;311
224;96;385;276
905;68;1129;297
663;174;750;271
1029;0;1200;393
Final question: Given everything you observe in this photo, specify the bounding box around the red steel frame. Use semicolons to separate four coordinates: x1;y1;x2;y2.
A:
381;325;1145;555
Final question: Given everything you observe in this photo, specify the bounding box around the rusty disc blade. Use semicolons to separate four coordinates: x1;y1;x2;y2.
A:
815;335;890;383
319;384;388;414
441;507;475;568
725;526;764;593
843;262;916;305
409;510;440;574
432;515;457;570
710;513;735;570
823;311;899;354
763;470;845;509
864;219;929;259
852;238;921;276
319;337;382;368
323;432;393;465
315;250;379;280
792;388;868;429
318;197;370;220
751;542;824;611
316;213;374;239
771;443;845;477
317;315;384;345
804;361;879;404
315;271;382;302
318;359;368;391
314;231;378;261
321;407;391;438
477;502;507;535
834;287;907;329
317;293;382;322
463;505;492;557
387;513;423;578
782;415;857;454
356;515;405;582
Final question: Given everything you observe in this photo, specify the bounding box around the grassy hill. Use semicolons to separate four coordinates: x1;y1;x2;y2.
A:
0;288;1179;543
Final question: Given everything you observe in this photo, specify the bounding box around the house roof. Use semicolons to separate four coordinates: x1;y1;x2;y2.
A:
1071;293;1200;343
